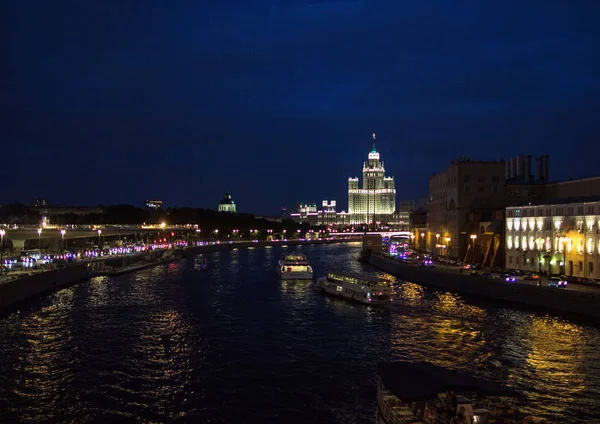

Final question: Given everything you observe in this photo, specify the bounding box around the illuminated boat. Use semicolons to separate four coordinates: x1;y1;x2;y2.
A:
194;256;208;271
316;271;393;305
375;361;549;424
277;253;313;280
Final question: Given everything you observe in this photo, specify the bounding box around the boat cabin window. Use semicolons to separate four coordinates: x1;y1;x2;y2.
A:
327;272;389;288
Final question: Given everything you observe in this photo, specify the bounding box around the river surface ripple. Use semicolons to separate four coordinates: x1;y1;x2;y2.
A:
0;242;599;423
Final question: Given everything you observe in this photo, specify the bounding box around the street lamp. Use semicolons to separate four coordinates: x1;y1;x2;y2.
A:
535;237;543;274
37;228;42;250
470;234;477;264
445;237;451;257
60;229;66;251
0;229;5;275
435;233;440;256
97;229;102;246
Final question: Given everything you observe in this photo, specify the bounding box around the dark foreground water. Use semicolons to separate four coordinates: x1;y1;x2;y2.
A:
1;242;599;423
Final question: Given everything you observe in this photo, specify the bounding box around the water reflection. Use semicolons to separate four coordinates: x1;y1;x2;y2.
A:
0;243;599;423
280;280;312;301
87;276;111;307
395;281;425;305
517;316;589;416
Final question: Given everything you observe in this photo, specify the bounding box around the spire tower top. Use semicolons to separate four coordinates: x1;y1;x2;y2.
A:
371;132;376;153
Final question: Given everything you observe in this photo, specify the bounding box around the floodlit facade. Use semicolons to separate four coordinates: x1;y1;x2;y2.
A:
505;198;600;278
218;191;237;212
347;133;396;224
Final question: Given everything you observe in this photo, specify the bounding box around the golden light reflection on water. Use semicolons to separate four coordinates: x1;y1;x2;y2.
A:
87;276;111;307
18;311;75;417
521;316;587;396
388;290;490;370
396;282;424;304
280;280;311;301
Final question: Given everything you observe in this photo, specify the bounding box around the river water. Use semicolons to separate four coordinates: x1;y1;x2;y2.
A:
0;242;599;423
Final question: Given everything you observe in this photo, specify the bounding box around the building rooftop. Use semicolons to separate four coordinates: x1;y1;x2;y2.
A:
507;196;600;208
219;191;235;205
545;175;600;185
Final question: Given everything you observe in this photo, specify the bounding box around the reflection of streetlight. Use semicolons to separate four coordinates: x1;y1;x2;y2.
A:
37;228;42;250
470;234;477;264
0;229;5;275
60;229;66;251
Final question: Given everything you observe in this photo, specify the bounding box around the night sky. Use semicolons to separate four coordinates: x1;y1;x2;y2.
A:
3;1;600;215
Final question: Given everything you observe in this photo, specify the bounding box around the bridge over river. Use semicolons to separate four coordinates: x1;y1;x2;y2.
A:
1;225;197;252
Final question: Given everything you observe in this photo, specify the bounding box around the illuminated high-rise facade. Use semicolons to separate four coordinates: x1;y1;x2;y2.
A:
348;134;396;224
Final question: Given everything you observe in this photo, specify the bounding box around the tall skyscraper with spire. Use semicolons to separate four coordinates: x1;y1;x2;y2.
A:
347;133;396;224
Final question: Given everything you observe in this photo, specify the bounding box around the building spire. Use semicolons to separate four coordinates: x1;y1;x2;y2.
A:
371;132;376;153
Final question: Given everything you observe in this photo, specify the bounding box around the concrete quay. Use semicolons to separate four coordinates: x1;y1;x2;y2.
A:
368;254;600;321
0;237;360;316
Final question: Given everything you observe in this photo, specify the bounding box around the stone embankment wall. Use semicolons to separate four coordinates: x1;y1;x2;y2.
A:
0;238;359;316
369;254;600;321
0;263;89;314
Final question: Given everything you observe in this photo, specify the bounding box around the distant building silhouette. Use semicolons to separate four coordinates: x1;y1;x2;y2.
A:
145;200;163;210
31;198;48;208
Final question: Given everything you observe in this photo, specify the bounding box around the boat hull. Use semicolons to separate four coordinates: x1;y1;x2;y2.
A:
316;279;389;305
278;271;313;280
277;259;313;280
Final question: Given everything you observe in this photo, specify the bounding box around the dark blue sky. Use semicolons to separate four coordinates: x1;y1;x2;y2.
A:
3;1;600;215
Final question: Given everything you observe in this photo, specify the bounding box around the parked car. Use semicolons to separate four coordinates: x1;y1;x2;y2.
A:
578;278;599;287
548;278;568;288
498;273;517;283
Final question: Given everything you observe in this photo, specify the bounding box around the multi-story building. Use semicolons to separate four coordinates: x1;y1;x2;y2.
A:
320;200;339;225
428;156;506;260
293;203;317;222
505;197;600;279
289;201;353;226
347;133;396;224
387;201;414;230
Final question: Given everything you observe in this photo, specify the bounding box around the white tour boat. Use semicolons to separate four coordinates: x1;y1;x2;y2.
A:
194;256;208;271
316;271;393;305
277;253;314;280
